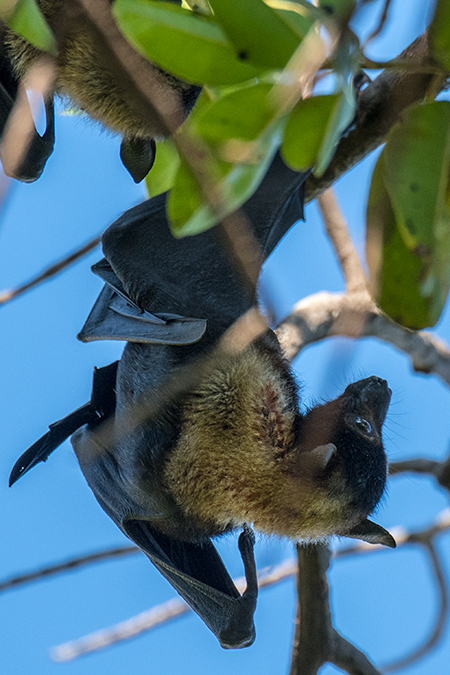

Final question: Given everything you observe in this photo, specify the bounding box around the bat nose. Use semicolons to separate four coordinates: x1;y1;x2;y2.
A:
370;376;392;398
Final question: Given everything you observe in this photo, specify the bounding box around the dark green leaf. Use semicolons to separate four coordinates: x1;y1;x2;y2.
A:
271;4;314;38
1;0;57;55
383;102;450;251
113;0;263;85
281;94;338;170
429;0;450;70
315;86;355;176
381;101;450;326
367;152;433;329
208;0;301;69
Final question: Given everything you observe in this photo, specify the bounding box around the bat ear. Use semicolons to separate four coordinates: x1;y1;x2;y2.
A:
301;443;337;474
342;519;396;548
120;137;156;183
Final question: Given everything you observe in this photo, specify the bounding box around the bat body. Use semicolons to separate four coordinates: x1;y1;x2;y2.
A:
10;153;394;648
0;0;200;181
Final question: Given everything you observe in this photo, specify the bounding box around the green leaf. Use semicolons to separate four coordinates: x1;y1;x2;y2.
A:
366;152;433;329
429;0;450;70
208;0;301;70
314;85;355;176
0;0;57;55
196;82;275;142
381;101;450;326
145;138;181;197
182;0;212;14
367;103;450;329
383;102;450;250
281;88;354;175
168;121;283;236
281;94;338;170
271;5;314;38
113;0;264;85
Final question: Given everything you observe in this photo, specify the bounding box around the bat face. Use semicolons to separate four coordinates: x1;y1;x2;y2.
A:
297;376;392;539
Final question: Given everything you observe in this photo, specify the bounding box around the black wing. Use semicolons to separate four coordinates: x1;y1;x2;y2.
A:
124;522;258;648
9;361;118;486
70;420;258;648
80;152;309;346
0;52;54;182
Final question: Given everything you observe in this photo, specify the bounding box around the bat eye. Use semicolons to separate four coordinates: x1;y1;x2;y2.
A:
355;417;372;433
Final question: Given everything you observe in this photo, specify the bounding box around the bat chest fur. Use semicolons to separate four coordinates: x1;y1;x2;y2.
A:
163;343;328;539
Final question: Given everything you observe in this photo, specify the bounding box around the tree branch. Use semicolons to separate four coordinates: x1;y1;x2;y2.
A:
382;541;449;673
317;189;368;293
0;234;101;306
390;454;450;494
276;291;450;385
290;544;335;675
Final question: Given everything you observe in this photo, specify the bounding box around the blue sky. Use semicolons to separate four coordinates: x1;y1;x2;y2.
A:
1;1;450;674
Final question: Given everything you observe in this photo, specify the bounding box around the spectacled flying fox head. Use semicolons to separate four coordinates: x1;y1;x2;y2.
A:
296;376;394;546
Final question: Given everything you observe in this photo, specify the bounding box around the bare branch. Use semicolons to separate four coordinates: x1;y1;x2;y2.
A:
276;291;450;386
1;510;445;661
0;545;137;593
333;631;381;675
290;544;381;675
317;189;368;293
0;234;101;306
390;455;450;494
389;458;443;477
51;598;191;662
382;542;449;673
290;544;334;675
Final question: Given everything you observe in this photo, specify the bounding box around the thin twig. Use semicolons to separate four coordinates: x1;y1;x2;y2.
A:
0;510;446;661
389;458;443;477
317;189;368;294
390;455;450;494
382;541;449;673
0;234;101;306
0;545;137;593
362;0;393;49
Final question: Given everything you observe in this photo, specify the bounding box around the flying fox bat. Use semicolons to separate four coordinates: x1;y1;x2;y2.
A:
10;152;395;649
0;0;200;182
